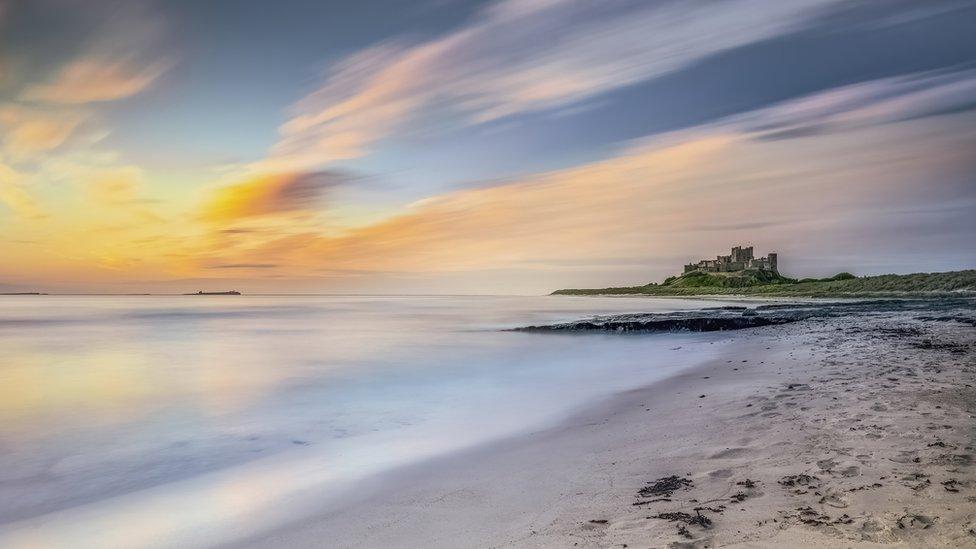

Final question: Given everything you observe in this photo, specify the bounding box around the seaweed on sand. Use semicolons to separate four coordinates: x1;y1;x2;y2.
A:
638;475;693;498
651;509;713;528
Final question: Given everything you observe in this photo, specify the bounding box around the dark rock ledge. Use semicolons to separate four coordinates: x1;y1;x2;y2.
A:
514;314;791;333
512;298;976;334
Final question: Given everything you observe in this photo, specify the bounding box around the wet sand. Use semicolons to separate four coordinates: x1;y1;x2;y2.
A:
242;306;976;548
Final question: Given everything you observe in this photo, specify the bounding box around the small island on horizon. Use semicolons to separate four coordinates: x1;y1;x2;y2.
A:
553;244;976;298
183;290;242;296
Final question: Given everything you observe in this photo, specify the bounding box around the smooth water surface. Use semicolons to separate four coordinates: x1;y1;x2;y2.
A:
0;295;752;547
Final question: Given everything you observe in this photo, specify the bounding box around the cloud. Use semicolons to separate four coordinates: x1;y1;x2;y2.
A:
17;1;171;105
86;165;143;205
685;221;790;232
201;171;352;223
22;57;170;104
0;162;43;219
0;104;87;158
268;0;842;169
206;263;279;270
734;68;976;140
0;55;9;87
205;134;744;274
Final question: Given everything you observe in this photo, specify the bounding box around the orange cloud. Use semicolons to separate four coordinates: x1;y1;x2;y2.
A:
86;166;142;205
22;57;169;104
199;134;738;274
201;171;349;223
0;105;86;158
0;162;43;218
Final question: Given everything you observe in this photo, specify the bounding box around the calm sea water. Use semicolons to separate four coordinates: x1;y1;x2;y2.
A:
0;295;751;547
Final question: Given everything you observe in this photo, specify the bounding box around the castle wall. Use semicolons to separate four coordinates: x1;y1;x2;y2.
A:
683;246;778;275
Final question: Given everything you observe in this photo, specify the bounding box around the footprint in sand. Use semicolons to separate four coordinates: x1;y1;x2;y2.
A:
860;517;897;543
817;458;860;478
818;489;849;508
709;447;752;459
897;513;935;530
670;538;714;549
816;458;839;471
837;464;861;477
890;450;919;464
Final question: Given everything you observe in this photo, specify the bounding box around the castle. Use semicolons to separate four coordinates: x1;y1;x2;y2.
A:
683;245;778;274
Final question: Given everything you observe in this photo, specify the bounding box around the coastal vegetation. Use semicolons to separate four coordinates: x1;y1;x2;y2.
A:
552;269;976;297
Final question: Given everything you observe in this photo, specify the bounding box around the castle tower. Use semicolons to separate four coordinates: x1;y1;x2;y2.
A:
768;252;778;272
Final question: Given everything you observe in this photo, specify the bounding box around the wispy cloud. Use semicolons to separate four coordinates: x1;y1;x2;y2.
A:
736;68;976;140
268;0;840;169
0;104;88;158
201;170;352;223
206;263;279;270
0;1;172;228
22;57;170;105
18;1;171;105
85;165;145;205
0;162;43;219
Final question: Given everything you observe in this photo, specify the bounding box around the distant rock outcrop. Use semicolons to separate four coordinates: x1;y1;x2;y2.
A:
184;290;242;295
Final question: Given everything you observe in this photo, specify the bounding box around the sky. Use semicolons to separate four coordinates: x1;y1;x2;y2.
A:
1;0;975;294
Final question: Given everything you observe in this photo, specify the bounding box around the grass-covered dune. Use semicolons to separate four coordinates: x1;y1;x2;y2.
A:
552;269;976;298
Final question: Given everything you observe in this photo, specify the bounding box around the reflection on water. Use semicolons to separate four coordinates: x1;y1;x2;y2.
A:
0;295;746;547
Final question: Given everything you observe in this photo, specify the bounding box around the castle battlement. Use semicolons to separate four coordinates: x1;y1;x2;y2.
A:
683;245;778;274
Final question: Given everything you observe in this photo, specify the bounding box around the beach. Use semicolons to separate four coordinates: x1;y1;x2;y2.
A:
0;295;734;547
244;302;976;548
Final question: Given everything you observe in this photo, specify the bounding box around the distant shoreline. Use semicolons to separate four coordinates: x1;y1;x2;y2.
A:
553;269;976;298
182;290;242;295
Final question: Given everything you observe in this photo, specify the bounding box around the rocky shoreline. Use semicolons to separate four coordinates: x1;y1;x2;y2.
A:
513;298;976;334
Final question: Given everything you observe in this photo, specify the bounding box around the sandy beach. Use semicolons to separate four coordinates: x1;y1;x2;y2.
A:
242;303;976;548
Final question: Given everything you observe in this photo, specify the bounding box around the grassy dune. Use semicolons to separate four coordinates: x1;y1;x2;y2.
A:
552;269;976;297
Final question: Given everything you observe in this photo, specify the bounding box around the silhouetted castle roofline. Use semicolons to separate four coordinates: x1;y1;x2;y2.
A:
683;245;778;274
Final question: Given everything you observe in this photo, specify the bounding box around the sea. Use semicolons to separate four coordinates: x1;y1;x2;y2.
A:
0;294;756;547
